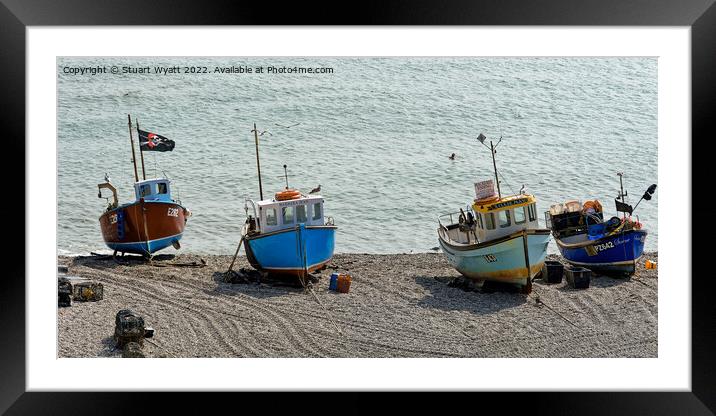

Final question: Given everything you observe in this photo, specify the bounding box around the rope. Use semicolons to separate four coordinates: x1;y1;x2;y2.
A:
225;235;245;279
528;293;578;328
498;170;516;196
150;258;206;268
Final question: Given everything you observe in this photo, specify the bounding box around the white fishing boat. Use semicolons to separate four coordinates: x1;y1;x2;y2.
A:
436;134;550;292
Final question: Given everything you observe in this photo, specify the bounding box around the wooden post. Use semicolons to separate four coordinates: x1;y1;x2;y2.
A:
127;114;139;183
136;118;146;180
252;123;264;200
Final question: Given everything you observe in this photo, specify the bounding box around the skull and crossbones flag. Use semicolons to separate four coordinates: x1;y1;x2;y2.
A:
138;129;175;152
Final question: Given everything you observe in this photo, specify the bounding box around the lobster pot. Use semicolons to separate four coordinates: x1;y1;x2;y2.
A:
58;279;72;307
58;276;103;302
474;180;497;200
542;261;564;284
114;309;146;348
565;267;591;289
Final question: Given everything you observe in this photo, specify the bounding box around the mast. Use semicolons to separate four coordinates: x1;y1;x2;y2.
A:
251;123;264;200
136;118;147;180
491;140;502;199
127;114;139;182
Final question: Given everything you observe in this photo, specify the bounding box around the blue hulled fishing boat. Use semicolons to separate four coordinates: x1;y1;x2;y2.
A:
546;173;656;275
242;193;336;276
437;134;550;292
231;123;336;278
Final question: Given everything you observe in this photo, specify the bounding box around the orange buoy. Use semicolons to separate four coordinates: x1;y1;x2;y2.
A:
275;188;301;201
582;199;603;213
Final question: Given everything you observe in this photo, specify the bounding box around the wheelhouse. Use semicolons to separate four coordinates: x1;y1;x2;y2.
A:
472;194;540;241
249;195;326;234
134;178;173;202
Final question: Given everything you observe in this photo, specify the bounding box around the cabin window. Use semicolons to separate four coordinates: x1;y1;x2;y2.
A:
157;183;168;194
282;206;295;224
296;205;307;223
514;206;526;224
312;203;322;220
484;213;495;230
528;203;537;221
498;210;511;228
266;208;277;226
476;212;484;229
140;184;151;197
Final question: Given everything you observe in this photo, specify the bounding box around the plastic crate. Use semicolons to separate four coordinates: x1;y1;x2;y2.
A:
565;267;591;289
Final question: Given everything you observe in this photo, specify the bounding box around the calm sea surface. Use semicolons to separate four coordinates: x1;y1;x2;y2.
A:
57;57;658;255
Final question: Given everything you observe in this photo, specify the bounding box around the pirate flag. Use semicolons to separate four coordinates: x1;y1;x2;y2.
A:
615;199;633;214
138;129;175;152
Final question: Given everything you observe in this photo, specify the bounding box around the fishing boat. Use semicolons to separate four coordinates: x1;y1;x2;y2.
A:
546;173;656;275
230;124;336;278
436;134;550;292
97;115;190;257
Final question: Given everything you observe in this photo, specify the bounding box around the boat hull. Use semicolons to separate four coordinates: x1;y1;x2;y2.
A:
555;229;647;275
243;224;336;276
99;200;187;255
438;230;550;286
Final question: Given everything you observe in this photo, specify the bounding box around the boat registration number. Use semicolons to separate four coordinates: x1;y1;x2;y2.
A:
483;254;497;263
593;241;615;252
167;207;179;217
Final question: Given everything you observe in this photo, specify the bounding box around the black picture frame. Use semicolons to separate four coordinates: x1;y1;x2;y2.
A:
1;0;711;413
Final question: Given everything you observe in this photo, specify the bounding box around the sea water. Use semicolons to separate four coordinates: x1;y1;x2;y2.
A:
57;57;657;255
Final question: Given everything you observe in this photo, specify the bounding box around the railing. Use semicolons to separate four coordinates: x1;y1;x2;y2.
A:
437;211;463;230
244;198;258;221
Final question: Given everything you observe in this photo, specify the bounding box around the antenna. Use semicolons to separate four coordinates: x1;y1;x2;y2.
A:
477;132;503;199
282;164;289;189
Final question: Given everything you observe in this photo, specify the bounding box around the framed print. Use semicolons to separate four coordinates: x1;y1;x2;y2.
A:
2;0;713;413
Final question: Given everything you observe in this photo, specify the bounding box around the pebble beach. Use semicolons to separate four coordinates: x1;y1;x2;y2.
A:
57;252;658;358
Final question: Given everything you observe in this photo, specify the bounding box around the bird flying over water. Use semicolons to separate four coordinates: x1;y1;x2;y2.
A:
448;153;456;160
309;184;321;194
276;122;301;129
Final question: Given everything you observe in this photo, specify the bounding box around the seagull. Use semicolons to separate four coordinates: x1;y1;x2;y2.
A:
309;184;321;194
448;153;456;160
104;172;111;182
276;122;301;129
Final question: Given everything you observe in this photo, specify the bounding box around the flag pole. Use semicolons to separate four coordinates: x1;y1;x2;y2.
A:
136;118;146;180
252;123;264;200
127;114;139;183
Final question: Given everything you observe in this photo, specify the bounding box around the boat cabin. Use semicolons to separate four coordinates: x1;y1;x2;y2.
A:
134;178;173;202
251;194;326;234
471;194;540;241
439;193;540;245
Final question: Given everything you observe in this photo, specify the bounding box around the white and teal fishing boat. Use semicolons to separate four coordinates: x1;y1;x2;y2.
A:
436;134;550;292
